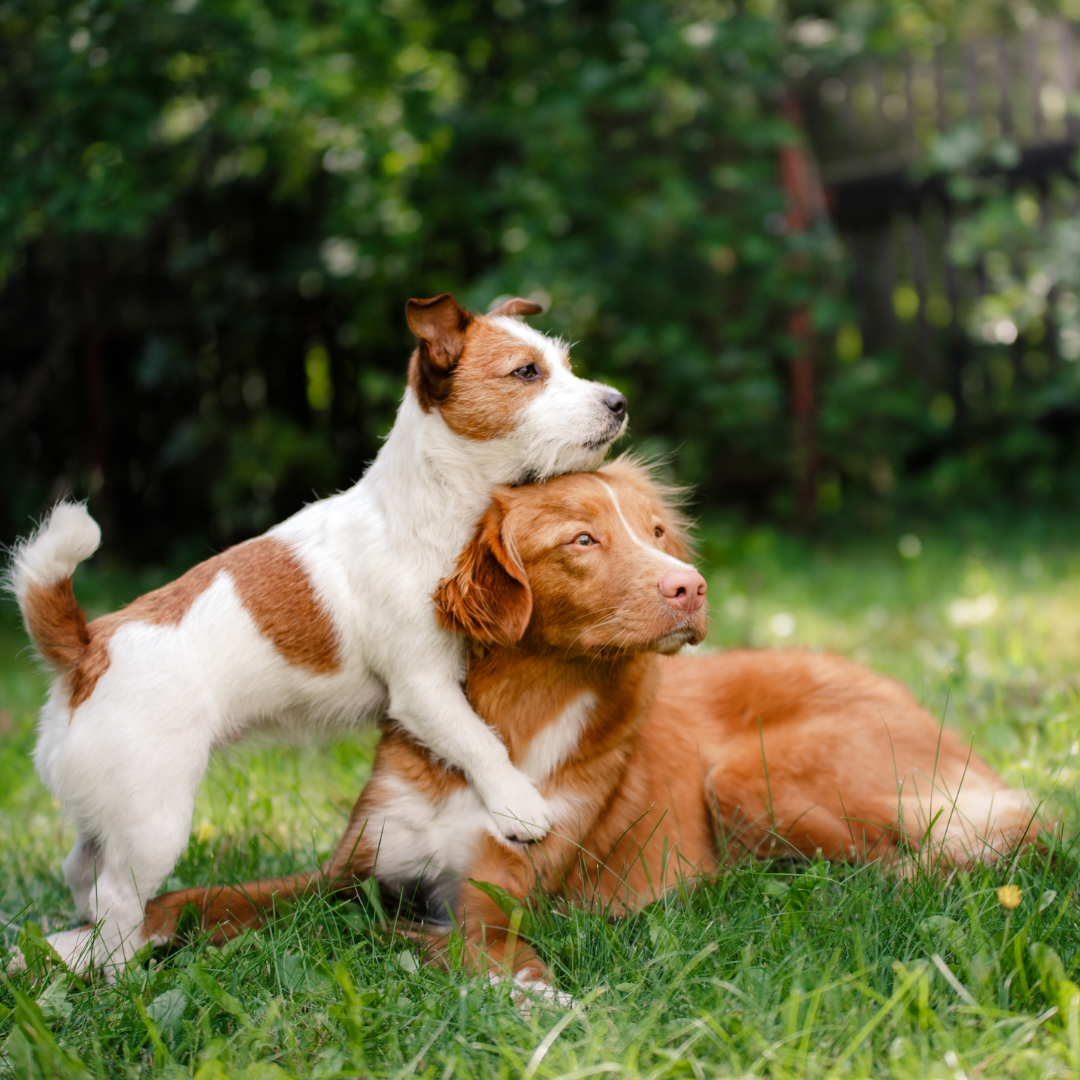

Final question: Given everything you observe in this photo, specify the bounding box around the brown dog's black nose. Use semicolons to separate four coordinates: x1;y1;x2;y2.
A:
604;393;627;418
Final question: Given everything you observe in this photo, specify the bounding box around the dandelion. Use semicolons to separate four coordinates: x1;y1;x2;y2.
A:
196;818;218;843
997;884;1022;909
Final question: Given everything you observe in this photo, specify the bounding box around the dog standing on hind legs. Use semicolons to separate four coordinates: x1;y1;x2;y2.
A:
6;292;629;977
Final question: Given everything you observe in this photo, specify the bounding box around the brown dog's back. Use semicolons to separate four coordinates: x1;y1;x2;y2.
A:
639;649;1037;872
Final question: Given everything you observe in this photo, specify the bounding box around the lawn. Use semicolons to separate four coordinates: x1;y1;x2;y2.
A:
4;512;1080;1078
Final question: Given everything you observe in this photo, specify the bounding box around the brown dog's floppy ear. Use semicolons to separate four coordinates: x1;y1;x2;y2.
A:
487;297;543;319
406;293;473;410
433;499;532;646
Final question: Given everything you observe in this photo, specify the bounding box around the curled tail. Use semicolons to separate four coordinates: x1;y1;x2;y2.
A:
6;502;101;675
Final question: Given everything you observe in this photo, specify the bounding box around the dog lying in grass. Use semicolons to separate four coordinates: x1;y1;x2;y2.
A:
6;293;629;976
144;458;1041;1000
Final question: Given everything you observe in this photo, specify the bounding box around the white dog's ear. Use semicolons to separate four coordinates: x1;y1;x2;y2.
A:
407;293;474;411
406;293;472;368
487;297;543;319
433;496;532;646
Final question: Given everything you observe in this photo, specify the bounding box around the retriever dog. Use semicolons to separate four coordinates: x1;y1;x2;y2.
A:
144;460;1039;1000
7;294;629;975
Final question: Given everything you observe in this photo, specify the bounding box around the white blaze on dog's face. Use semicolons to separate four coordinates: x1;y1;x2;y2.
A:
407;294;628;483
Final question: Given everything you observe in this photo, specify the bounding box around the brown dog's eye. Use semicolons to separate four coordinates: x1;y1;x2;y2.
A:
572;533;596;546
511;363;540;381
654;525;665;538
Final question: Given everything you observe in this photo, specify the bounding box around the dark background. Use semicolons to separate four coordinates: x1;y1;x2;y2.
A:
4;0;1080;565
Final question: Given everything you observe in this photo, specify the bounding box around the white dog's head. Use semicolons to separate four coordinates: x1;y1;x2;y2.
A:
406;293;628;483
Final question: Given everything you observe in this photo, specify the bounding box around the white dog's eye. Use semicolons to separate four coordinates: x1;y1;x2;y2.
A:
511;363;540;380
654;525;664;538
572;533;596;546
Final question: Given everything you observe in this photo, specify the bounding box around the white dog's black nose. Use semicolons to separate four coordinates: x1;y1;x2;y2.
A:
604;393;627;418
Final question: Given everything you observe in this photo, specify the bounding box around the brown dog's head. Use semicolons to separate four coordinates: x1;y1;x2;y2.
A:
434;456;707;657
405;293;629;483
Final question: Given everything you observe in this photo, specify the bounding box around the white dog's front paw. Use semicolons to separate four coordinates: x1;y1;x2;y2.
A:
484;779;553;843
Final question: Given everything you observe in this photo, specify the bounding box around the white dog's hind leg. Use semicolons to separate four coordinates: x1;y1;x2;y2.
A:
63;830;102;921
46;742;204;976
40;928;99;974
69;872;153;977
5;829;102;975
80;785;198;976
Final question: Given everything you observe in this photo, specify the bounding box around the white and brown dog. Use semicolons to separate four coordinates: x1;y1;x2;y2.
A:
7;293;628;975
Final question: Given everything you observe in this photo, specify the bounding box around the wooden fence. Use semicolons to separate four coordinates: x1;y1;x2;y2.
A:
796;18;1080;393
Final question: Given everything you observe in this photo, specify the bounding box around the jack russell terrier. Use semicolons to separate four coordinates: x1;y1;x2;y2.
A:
7;293;628;975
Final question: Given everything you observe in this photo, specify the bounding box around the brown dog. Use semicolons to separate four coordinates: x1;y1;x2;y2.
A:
145;459;1039;998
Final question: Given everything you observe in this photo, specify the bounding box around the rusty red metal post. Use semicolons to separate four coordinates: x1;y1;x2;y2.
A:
779;93;827;525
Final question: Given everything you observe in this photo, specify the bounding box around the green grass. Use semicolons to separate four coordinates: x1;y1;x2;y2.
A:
5;516;1080;1078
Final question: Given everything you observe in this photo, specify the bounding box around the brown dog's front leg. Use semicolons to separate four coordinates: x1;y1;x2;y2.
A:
143;872;318;946
453;831;584;990
459;887;547;984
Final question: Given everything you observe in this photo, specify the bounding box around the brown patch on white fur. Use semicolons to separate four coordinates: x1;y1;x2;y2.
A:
23;579;92;676
406;292;558;440
23;538;339;711
438;322;551;441
223;538;340;674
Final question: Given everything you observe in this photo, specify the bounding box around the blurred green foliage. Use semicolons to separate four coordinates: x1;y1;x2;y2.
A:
896;121;1080;510
2;0;1079;558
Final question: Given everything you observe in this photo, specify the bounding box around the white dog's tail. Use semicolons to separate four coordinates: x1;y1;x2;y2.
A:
6;502;101;674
